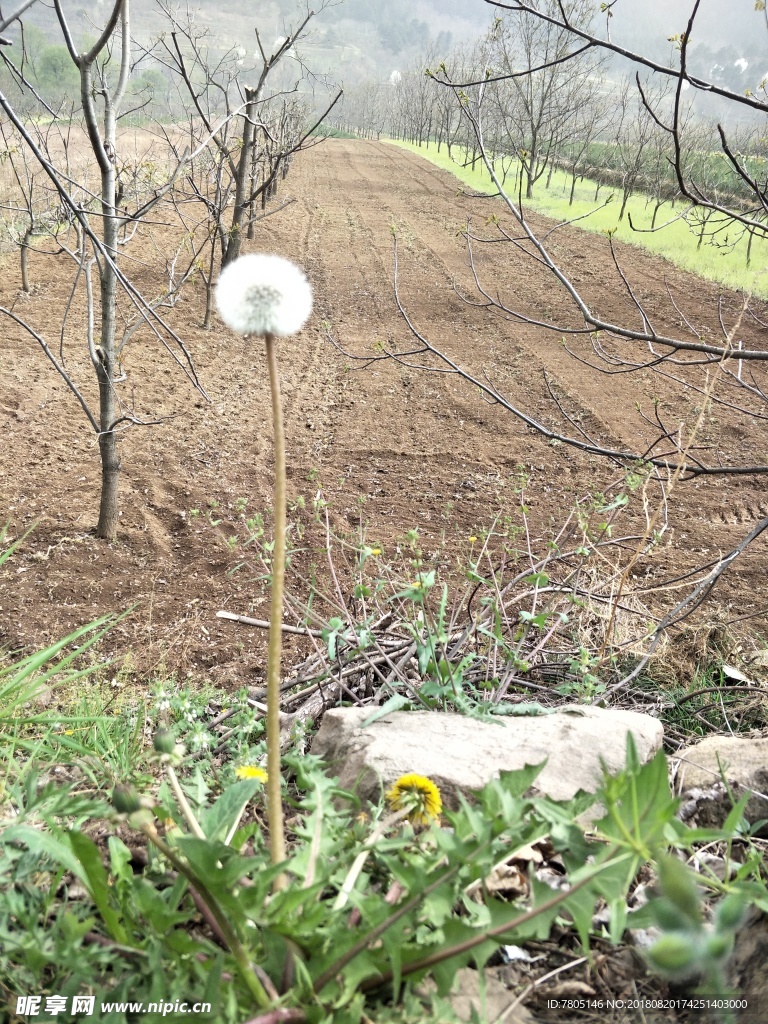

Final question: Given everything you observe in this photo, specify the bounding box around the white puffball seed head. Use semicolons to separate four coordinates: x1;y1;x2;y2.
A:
215;253;313;337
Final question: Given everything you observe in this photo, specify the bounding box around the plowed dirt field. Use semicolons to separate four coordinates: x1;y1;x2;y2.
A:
2;139;768;686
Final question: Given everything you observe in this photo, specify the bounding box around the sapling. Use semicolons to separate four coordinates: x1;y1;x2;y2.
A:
216;253;313;885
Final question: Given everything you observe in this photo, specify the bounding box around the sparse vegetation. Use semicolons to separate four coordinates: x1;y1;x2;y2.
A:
390;140;768;298
2;0;768;1020
3;515;767;1021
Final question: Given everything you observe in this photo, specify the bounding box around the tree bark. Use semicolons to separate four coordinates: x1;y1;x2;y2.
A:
20;225;32;292
223;85;257;267
96;416;121;540
76;0;130;539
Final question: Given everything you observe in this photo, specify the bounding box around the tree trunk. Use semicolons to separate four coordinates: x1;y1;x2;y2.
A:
95;159;121;540
697;217;706;250
619;187;631;221
202;219;218;328
96;412;121;540
83;0;130;540
222;86;257;267
247;136;259;240
20;225;32;292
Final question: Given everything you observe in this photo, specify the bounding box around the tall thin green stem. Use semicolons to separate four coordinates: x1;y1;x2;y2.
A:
264;331;287;886
140;822;270;1008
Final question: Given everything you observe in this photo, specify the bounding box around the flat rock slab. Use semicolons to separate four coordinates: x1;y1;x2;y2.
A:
417;968;534;1024
674;735;768;834
311;706;664;807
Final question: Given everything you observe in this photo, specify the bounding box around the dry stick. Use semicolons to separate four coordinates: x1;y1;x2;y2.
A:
596;324;744;678
241;1009;306;1024
493;955;589;1024
264;330;287;887
216;610;324;638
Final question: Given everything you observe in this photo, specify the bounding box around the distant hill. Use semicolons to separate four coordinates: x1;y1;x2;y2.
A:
3;0;486;81
3;1;764;101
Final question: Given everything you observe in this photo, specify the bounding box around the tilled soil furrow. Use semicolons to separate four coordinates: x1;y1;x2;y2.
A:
2;137;767;674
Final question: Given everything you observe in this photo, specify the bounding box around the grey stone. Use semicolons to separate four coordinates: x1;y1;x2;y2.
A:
310;705;664;808
673;736;768;834
417;968;535;1023
728;908;768;1013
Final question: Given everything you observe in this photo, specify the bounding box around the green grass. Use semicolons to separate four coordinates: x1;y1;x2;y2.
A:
314;123;358;139
388;139;768;299
576;138;763;203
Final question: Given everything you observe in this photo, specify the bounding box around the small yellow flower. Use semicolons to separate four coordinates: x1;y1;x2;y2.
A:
370;548;382;556
235;765;268;782
468;536;478;544
386;773;442;825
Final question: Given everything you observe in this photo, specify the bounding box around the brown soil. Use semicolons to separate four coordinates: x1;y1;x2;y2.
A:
2;139;768;690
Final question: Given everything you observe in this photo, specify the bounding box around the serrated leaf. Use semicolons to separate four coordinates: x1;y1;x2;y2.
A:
66;830;129;945
1;822;83;879
361;693;412;726
200;779;262;841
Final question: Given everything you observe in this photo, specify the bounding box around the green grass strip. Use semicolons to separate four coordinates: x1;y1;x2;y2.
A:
388;139;768;299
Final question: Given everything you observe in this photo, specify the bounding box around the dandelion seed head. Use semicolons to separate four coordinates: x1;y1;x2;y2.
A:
216;253;313;338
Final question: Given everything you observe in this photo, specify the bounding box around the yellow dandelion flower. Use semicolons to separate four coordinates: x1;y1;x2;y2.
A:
386;773;442;825
468;536;478;544
235;765;268;782
370;548;382;556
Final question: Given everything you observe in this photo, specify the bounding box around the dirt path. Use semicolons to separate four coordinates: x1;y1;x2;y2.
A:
2;138;767;686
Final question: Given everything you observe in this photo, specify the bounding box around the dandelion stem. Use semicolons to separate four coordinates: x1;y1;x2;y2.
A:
139;822;270;1008
264;330;287;887
166;764;206;839
333;808;410;911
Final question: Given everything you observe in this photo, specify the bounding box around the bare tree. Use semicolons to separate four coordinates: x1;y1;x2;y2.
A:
332;80;390;141
0;119;64;292
358;0;768;483
489;0;768;239
473;0;606;199
556;89;615;206
0;0;208;539
396;63;435;146
609;75;679;222
153;2;340;322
